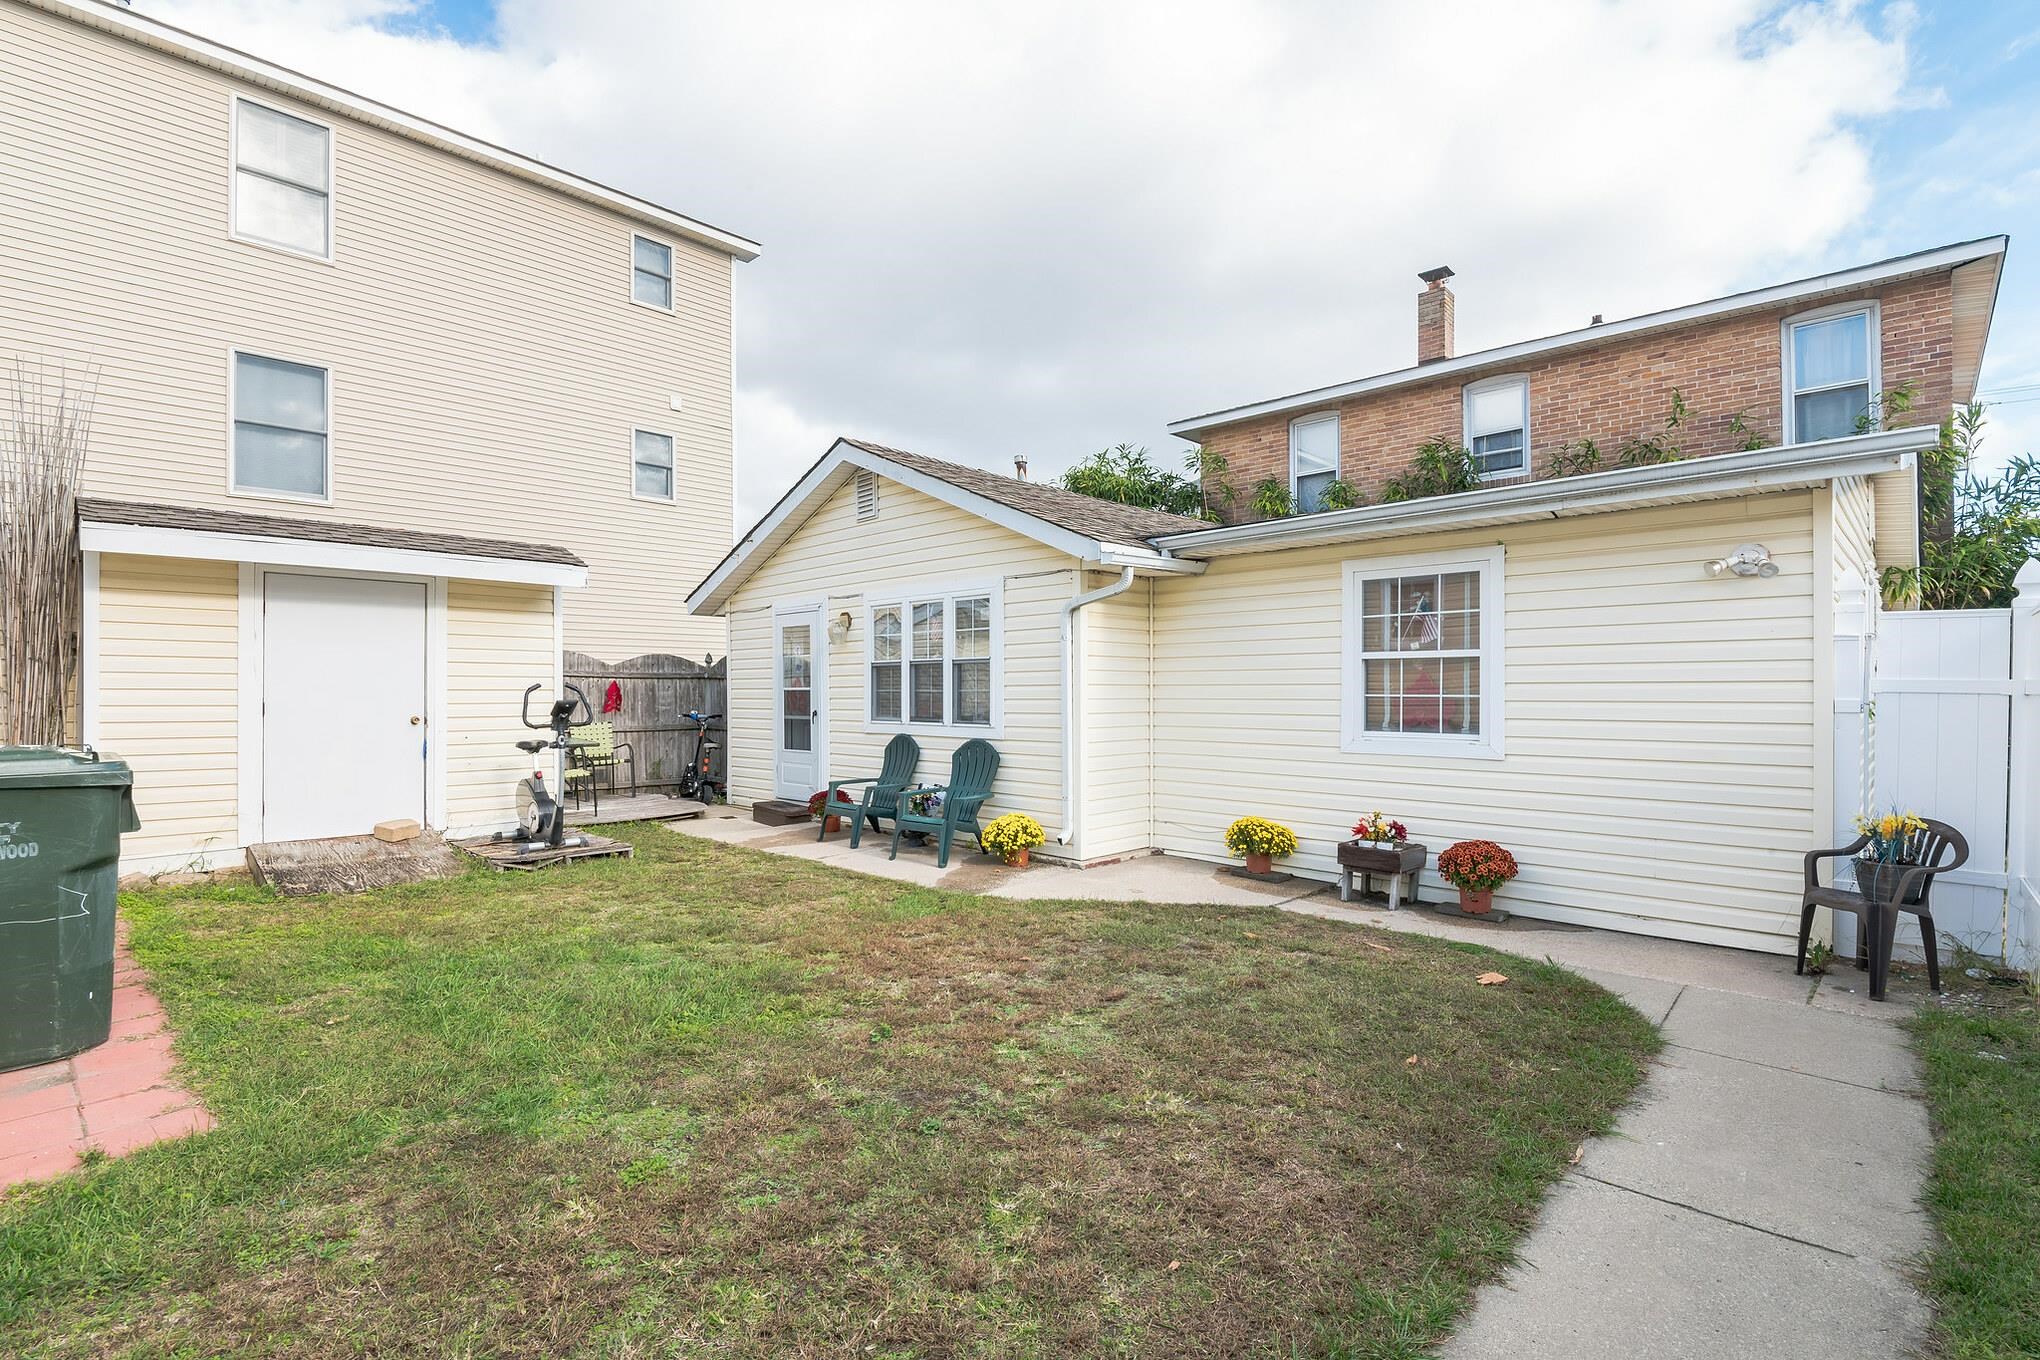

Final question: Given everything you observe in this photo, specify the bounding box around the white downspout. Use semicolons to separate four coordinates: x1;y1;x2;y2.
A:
1060;566;1136;851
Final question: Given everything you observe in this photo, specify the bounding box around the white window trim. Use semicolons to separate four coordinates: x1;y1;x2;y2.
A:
1781;300;1880;444
228;94;336;264
863;577;1005;737
1341;544;1505;760
630;427;677;503
630;232;676;313
1463;373;1531;481
226;345;334;506
1289;412;1340;509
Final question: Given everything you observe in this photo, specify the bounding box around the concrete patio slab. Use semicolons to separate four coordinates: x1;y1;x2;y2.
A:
1663;984;1919;1092
1577;1044;1934;1260
1440;1175;1932;1360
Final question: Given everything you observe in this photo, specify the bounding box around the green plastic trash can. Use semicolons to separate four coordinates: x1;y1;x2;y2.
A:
0;747;142;1072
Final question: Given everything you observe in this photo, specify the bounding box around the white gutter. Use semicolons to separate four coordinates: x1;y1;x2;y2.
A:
1150;427;1937;559
1058;566;1135;849
1167;236;2007;438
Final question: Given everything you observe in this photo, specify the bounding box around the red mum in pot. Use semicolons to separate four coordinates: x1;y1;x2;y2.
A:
1436;839;1519;916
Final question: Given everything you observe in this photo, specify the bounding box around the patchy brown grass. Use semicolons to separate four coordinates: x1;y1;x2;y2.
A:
1;827;1657;1358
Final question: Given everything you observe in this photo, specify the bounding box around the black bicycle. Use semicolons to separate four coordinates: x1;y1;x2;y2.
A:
676;710;723;804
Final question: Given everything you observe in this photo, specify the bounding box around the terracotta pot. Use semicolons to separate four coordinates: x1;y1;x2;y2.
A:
1456;886;1493;915
823;815;842;834
1004;847;1030;868
1245;851;1273;875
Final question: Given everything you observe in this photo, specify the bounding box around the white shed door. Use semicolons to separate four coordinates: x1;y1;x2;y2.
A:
263;573;428;842
774;609;824;800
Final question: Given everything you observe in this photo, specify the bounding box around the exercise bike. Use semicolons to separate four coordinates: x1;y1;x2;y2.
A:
676;709;723;804
494;683;595;852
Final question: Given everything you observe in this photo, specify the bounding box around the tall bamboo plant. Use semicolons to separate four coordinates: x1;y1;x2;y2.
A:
0;359;96;745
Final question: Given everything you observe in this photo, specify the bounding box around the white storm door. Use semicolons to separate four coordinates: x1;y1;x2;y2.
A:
263;572;428;841
773;608;824;800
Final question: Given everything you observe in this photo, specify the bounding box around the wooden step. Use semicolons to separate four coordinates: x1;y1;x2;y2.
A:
751;799;812;826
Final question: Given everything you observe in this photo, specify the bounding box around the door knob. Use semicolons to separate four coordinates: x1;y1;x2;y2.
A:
410;715;423;726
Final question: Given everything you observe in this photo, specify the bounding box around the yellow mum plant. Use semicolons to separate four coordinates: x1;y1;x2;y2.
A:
981;813;1046;864
1852;808;1927;864
1224;816;1299;860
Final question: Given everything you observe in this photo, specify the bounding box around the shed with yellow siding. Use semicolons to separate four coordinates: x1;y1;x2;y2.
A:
79;500;583;873
691;429;1935;956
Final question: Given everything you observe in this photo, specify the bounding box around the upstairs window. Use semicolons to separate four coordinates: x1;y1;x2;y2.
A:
632;429;675;501
1785;305;1876;443
1464;375;1528;478
232;99;331;259
1290;413;1339;512
232;351;329;500
868;587;1000;730
632;235;674;310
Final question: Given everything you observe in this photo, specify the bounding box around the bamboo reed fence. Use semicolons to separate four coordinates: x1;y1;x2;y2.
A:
0;359;95;746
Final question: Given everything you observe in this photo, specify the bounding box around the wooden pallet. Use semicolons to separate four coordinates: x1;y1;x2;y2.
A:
452;832;636;871
249;831;467;896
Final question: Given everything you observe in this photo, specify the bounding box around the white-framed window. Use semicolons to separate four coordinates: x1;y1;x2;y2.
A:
230;350;330;501
231;97;332;260
867;583;1001;731
1290;413;1339;512
632;428;675;501
1464;375;1529;479
1341;546;1504;759
632;234;674;310
1783;303;1878;443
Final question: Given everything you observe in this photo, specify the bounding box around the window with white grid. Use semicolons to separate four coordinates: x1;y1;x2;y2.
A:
1343;548;1503;757
867;583;1001;731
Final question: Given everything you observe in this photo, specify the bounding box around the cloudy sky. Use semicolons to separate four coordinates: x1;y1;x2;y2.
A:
145;0;2040;524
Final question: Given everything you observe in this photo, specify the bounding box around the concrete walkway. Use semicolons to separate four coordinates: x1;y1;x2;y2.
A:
680;811;1937;1356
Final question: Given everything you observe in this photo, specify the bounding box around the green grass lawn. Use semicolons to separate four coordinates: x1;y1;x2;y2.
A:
1912;998;2040;1360
0;827;1657;1358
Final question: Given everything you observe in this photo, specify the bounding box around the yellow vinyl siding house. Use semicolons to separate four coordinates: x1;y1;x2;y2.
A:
3;0;758;869
690;429;1934;956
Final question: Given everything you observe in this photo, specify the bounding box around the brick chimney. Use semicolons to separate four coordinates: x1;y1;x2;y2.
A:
1417;266;1456;365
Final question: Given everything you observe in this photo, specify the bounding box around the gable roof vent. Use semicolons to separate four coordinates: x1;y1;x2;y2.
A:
855;469;879;521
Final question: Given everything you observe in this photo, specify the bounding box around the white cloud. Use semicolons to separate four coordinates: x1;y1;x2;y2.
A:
144;0;1916;523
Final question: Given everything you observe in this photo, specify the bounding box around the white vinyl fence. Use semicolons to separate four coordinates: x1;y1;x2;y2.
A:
1834;560;2040;969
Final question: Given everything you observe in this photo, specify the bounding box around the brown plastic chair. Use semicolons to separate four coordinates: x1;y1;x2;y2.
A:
1799;819;1967;1000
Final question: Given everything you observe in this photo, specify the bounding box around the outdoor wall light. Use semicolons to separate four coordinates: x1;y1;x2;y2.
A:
1704;543;1779;579
827;610;853;644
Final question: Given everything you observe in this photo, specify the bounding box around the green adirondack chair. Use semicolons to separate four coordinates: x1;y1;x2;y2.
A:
818;733;921;847
888;738;1001;868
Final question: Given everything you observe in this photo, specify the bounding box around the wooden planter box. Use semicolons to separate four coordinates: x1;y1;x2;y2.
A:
1336;840;1427;910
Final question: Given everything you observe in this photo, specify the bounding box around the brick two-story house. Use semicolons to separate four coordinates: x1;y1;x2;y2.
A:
692;237;2006;958
1;0;758;867
1172;240;2003;544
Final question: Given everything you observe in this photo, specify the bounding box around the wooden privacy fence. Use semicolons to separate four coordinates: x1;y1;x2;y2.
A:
563;652;726;794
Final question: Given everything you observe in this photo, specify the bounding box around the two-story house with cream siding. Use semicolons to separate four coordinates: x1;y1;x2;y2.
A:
0;0;758;869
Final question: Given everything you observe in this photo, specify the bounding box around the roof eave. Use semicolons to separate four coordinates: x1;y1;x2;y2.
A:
687;441;1204;616
1167;236;2009;439
1151;428;1937;559
29;0;761;262
77;514;590;588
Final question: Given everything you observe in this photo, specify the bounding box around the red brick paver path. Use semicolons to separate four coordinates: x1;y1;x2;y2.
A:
0;932;213;1190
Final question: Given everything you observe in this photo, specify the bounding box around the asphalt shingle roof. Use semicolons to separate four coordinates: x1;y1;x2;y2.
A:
77;498;586;567
841;439;1209;544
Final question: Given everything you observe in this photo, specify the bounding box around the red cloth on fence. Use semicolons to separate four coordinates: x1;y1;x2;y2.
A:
602;680;622;714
